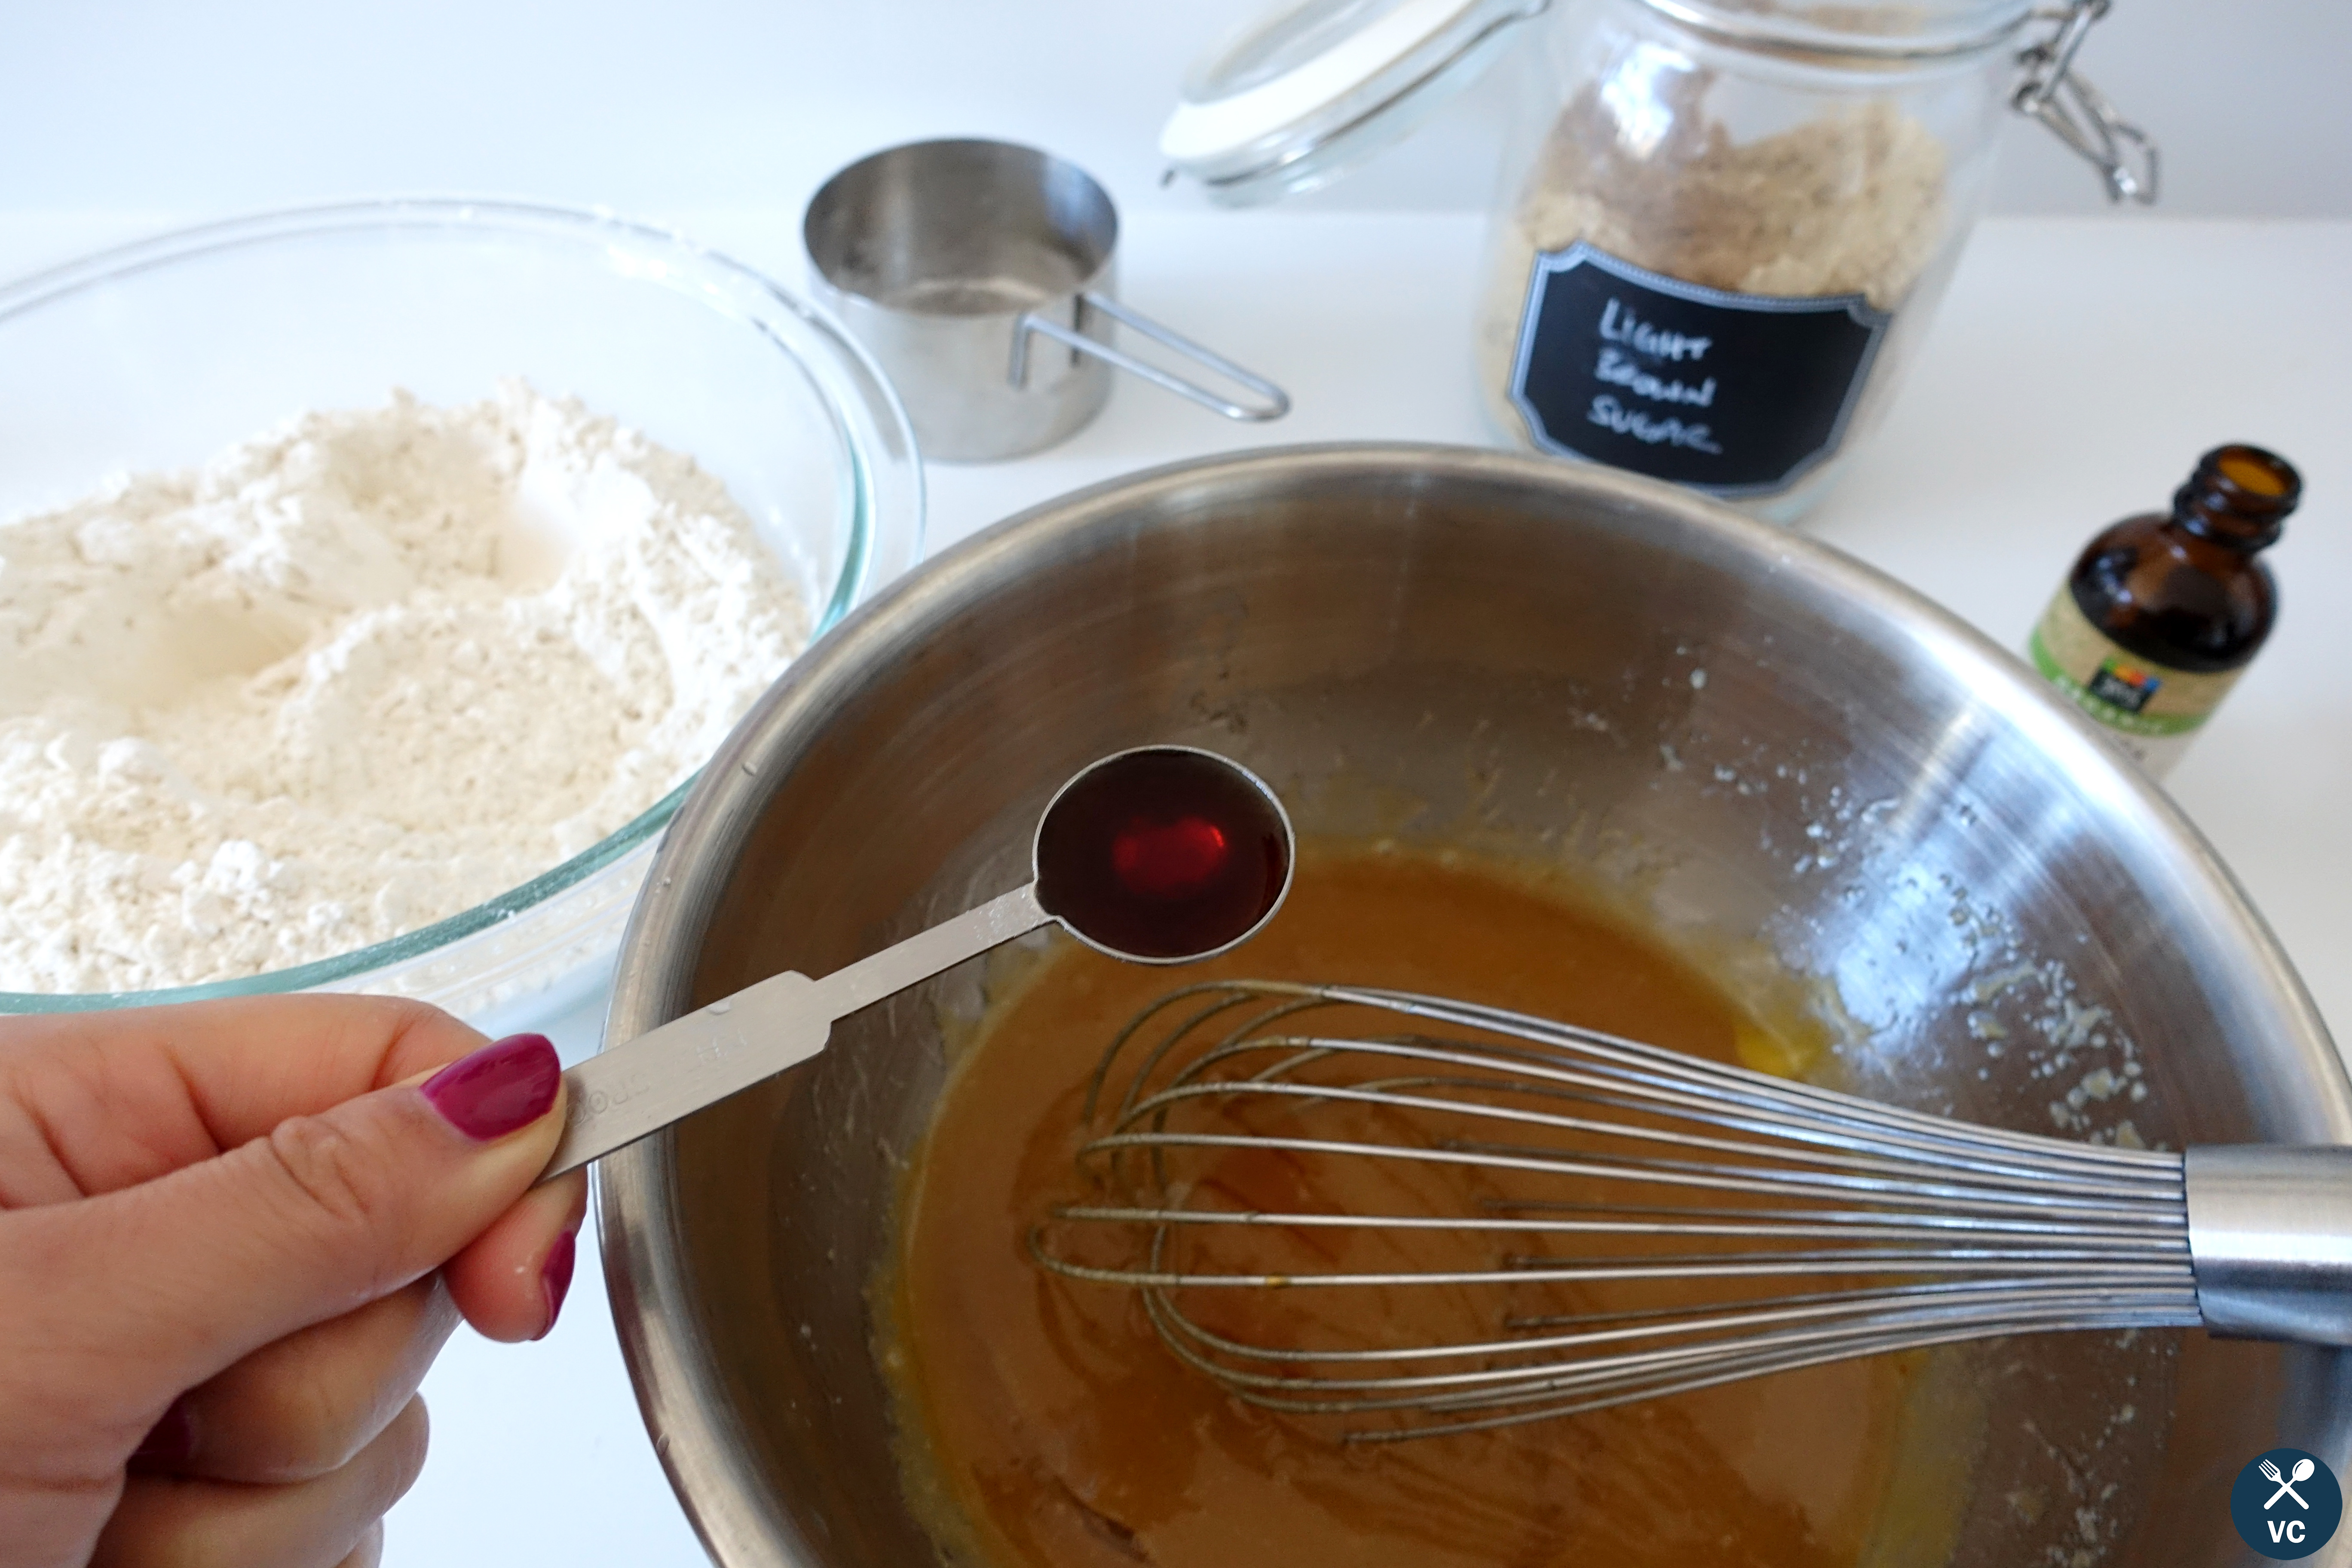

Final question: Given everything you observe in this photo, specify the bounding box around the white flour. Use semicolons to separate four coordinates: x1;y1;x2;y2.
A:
0;383;811;992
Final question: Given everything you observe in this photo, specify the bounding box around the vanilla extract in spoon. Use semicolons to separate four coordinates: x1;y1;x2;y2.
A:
542;745;1293;1178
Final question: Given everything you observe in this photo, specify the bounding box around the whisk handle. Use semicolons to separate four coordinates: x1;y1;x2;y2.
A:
2186;1145;2352;1344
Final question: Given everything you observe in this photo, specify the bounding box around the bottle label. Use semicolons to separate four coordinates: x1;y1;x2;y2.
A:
2029;588;2244;772
1507;242;1890;496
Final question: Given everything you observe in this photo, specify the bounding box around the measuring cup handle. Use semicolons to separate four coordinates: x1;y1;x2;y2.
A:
1013;292;1290;423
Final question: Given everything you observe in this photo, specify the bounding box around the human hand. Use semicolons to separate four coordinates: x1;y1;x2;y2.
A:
0;998;588;1568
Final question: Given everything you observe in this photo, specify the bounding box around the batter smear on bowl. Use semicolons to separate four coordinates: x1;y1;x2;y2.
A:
887;846;1925;1568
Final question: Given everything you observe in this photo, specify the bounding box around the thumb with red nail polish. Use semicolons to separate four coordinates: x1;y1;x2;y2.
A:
80;1026;565;1394
0;998;590;1568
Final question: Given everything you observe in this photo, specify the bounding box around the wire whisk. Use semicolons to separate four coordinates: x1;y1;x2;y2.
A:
1028;980;2352;1441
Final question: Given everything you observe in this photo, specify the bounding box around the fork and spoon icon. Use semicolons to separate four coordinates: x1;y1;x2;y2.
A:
2263;1457;2317;1510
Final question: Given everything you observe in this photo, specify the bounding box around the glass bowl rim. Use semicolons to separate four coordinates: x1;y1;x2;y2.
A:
0;195;924;1012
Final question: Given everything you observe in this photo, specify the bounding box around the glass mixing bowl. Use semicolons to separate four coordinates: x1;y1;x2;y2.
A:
0;199;923;1030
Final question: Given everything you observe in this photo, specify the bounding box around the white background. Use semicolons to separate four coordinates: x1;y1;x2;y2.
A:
1;0;2348;227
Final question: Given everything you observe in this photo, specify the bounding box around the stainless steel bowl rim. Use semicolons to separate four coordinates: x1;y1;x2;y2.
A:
596;441;2347;1566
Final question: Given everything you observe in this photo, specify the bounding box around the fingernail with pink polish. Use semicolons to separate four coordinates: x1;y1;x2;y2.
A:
421;1033;560;1141
536;1228;579;1340
129;1399;196;1471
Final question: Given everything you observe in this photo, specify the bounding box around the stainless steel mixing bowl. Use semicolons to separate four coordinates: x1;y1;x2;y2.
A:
598;445;2352;1568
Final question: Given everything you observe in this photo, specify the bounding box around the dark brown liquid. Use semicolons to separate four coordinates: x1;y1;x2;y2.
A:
889;848;1912;1568
1034;749;1289;960
2071;443;2301;674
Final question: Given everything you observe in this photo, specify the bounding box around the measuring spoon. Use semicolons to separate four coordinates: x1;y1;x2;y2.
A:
542;745;1293;1178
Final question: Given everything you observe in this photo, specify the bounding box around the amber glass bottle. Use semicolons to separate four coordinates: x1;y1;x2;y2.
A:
2029;444;2303;777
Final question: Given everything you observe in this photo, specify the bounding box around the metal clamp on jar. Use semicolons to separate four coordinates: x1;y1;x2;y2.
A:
1160;0;2156;522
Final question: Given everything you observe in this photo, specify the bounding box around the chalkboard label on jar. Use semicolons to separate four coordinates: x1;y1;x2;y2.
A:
1508;242;1890;497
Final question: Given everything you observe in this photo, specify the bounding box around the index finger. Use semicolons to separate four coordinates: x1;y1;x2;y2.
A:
0;996;489;1198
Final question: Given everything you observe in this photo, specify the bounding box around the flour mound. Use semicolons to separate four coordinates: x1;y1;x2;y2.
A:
0;383;811;992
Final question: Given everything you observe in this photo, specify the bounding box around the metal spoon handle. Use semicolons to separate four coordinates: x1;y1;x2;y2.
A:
541;883;1049;1179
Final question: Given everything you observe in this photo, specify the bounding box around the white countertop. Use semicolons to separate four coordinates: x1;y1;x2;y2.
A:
5;209;2346;1566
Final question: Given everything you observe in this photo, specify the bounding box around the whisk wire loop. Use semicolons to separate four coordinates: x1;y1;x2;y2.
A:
1032;981;2199;1439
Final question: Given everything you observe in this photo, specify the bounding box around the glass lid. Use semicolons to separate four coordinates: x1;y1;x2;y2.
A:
1160;0;1549;205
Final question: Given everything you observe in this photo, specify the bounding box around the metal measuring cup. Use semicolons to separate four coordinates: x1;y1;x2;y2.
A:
804;138;1289;462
